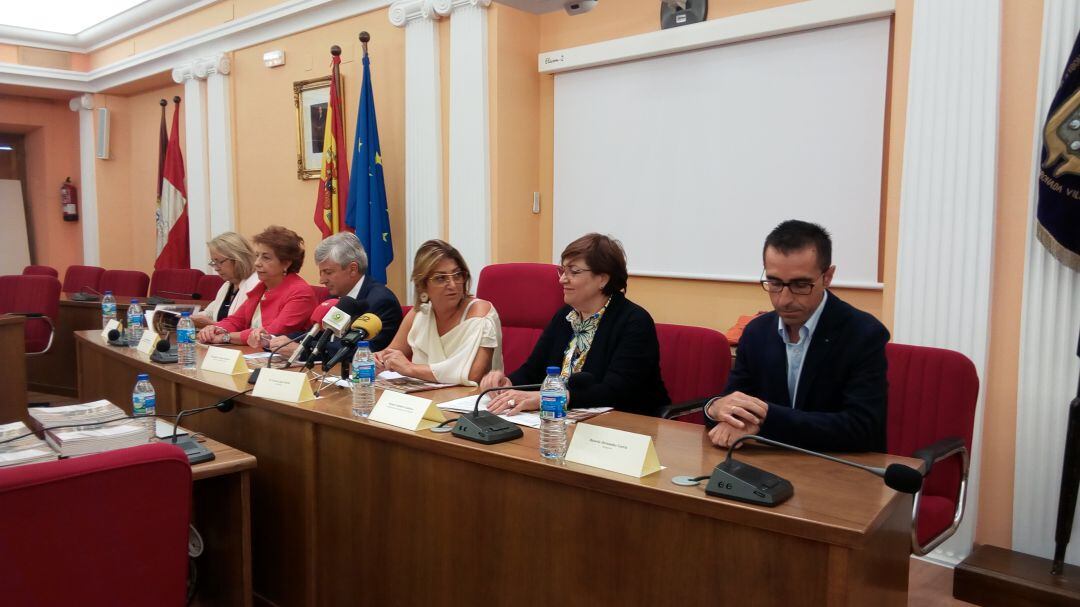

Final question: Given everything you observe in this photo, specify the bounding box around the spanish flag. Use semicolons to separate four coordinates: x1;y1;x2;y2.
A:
314;48;350;238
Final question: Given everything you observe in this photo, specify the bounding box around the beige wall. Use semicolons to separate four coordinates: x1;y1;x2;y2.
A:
0;95;82;274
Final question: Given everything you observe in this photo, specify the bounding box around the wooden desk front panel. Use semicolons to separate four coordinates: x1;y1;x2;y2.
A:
75;333;911;607
0;316;27;424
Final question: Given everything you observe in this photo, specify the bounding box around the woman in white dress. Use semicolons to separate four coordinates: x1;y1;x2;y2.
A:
191;232;260;329
374;240;502;386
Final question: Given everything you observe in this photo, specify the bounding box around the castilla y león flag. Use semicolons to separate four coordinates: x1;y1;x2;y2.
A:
155;98;189;270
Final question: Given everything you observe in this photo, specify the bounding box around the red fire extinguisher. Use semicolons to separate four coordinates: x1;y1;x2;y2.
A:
61;177;79;222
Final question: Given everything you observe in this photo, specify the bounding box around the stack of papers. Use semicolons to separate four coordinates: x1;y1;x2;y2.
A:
28;400;152;457
437;395;613;430
0;421;59;468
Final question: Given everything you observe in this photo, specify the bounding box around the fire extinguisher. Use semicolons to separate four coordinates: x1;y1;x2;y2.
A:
61;177;79;222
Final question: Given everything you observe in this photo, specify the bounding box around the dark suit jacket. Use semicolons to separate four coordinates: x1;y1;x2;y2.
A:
509;292;670;416
297;278;403;362
705;292;889;452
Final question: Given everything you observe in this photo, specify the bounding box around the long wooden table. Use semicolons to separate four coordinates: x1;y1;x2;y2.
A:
30;296;208;396
76;330;915;607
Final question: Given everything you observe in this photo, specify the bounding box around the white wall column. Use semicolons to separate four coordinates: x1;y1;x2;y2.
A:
894;0;1001;565
1013;1;1080;565
391;0;444;302
172;60;211;270
69;94;99;266
436;0;491;278
204;54;236;237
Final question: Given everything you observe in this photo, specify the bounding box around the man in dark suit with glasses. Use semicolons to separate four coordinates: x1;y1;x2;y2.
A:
703;220;889;452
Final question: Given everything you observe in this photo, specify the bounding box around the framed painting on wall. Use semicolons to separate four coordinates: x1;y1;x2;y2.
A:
293;75;343;180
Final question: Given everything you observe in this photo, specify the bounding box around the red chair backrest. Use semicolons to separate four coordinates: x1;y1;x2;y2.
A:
23;265;58;278
150;268;204;298
0;275;61;352
0;443;192;605
475;263;565;372
886;343;978;501
61;264;105;294
196;274;225;299
401;305;412;317
656;323;732;423
100;270;150;298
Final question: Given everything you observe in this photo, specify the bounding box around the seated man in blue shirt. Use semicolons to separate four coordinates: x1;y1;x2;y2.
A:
704;220;889;452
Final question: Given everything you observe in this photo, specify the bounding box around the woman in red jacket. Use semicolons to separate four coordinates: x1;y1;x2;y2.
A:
197;226;317;348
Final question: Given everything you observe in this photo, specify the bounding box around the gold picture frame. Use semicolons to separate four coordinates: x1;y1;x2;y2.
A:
293;75;344;180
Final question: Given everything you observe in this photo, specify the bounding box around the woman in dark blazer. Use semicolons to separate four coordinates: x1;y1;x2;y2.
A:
481;233;669;416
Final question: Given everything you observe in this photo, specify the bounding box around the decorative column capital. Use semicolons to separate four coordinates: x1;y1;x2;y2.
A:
389;0;440;27
68;93;92;112
172;54;231;83
432;0;491;17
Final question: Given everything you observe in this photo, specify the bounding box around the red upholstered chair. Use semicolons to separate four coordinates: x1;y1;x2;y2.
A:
312;285;331;301
61;264;105;294
475;263;565;372
655;323;732;423
150;268;205;299
0;443;192;606
100;269;150;298
196;274;225;300
22;265;58;278
0;275;61;355
402;304;412;317
886;342;978;555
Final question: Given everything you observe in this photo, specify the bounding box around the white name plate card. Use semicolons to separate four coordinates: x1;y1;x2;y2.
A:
101;319;121;340
201;346;249;375
368;391;445;431
251;367;316;403
136;329;161;355
564;424;662;478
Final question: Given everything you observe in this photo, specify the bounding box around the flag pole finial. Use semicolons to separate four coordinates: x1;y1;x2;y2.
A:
359;31;370;56
331;45;342;57
173;96;181;104
159;99;167;107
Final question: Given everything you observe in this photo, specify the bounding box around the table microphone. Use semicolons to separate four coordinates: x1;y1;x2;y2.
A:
287;298;340;367
320;313;384;372
168;388;249;464
451;372;596;445
305;298;369;369
150;336;178;363
673;435;923;507
106;328;127;347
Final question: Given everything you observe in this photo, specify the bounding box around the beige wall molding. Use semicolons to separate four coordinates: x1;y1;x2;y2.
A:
0;0;390;94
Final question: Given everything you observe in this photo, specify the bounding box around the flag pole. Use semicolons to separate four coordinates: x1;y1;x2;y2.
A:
360;31;370;57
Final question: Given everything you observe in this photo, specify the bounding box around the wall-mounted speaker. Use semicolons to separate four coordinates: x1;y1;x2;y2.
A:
95;107;110;160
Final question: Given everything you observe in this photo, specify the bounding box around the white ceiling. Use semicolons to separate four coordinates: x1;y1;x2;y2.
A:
0;0;215;53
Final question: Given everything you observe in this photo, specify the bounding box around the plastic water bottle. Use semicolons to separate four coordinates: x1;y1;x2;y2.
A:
101;291;116;327
132;373;157;433
177;312;196;370
539;366;569;459
126;299;144;347
351;341;376;417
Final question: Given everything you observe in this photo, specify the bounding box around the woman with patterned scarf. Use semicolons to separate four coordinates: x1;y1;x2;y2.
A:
481;233;670;416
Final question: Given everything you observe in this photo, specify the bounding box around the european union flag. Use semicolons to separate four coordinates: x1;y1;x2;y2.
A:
345;54;394;283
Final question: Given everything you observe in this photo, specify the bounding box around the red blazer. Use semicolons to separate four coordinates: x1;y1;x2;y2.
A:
214;273;316;342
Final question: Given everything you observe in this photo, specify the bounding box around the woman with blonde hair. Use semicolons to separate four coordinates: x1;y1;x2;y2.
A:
374;240;502;386
191;232;260;329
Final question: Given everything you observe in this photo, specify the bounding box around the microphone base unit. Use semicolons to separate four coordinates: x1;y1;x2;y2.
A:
451;411;524;445
168;434;215;465
71;293;100;302
150;347;179;364
705;459;794;507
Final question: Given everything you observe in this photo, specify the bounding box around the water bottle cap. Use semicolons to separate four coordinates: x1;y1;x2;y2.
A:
137;373;149;380
130;299;138;304
104;291;112;295
546;366;561;375
358;341;370;348
181;311;191;317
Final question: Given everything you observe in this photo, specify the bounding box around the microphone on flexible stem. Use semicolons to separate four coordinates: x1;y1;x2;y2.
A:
167;389;247;464
286;298;340;367
150;336;178;363
450;372;596;445
304;298;368;370
672;435;923;507
154;289;203;300
72;286;103;301
320;313;383;373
